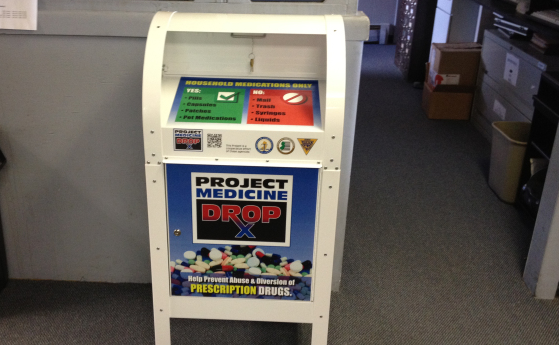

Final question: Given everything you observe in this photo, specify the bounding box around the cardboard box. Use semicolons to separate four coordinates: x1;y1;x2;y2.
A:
428;43;482;87
422;81;474;120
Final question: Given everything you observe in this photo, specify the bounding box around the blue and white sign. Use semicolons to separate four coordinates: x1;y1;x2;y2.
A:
166;164;318;301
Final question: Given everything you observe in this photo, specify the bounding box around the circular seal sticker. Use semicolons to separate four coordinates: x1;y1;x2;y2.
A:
255;137;273;154
282;93;308;105
277;138;295;155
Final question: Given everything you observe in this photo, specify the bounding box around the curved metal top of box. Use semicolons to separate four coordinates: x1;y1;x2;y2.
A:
167;12;330;34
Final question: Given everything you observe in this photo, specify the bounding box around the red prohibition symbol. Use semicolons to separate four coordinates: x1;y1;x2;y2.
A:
282;93;308;105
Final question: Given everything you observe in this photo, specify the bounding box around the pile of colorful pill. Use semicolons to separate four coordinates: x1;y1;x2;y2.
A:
169;245;312;300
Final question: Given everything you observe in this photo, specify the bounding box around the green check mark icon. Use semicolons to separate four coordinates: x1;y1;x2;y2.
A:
220;93;237;100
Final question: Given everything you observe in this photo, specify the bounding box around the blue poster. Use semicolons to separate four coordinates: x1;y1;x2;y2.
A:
166;164;318;301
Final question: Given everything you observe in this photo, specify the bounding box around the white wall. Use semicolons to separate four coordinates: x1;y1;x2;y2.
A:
0;2;368;283
0;34;152;282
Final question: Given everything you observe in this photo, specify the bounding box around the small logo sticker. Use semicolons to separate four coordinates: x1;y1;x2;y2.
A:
174;129;203;151
277;138;295;155
255;137;273;154
297;138;317;155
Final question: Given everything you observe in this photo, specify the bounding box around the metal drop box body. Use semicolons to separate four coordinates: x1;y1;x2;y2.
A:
142;10;368;345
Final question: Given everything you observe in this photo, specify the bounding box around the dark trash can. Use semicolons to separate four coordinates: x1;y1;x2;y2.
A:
488;122;531;203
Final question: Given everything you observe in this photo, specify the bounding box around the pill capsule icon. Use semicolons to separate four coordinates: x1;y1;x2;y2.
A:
290;261;303;273
248;267;262;276
184;251;196;260
289;270;302;277
246;257;260;268
210;265;223;272
231;258;246;265
252;248;265;258
265;268;281;275
190;265;206;273
209;249;223;261
195;261;210;270
201;248;210;258
209;260;221;267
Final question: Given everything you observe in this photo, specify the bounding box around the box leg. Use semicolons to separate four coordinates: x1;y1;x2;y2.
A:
154;311;171;345
311;318;329;345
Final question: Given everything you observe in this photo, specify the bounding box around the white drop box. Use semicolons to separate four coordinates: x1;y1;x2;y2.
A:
143;11;367;345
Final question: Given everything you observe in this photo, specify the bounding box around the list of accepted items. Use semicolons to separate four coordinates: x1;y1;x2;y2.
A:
169;78;320;127
175;87;246;124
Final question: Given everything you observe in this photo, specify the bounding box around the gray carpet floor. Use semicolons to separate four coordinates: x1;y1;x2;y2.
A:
1;44;559;345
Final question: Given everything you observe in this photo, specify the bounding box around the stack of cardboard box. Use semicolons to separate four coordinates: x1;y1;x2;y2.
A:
422;43;482;120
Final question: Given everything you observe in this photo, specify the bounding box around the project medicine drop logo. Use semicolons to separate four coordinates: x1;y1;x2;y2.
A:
174;129;203;151
191;172;293;247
